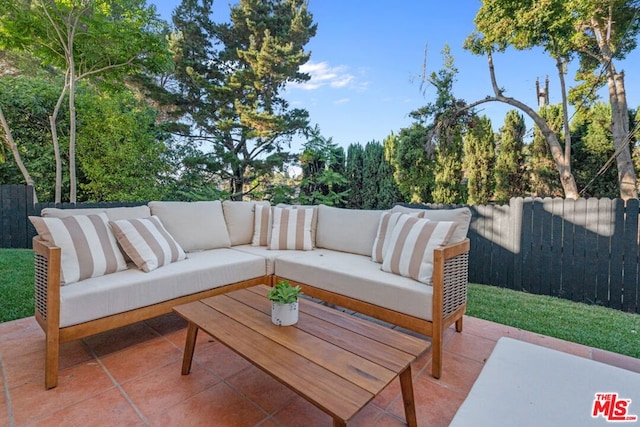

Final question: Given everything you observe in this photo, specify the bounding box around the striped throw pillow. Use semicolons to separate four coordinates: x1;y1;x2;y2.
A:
381;215;457;284
252;204;272;246
371;211;422;263
109;216;186;272
268;207;314;250
29;213;127;285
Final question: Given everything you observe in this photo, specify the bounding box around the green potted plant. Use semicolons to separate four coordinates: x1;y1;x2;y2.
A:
267;280;302;326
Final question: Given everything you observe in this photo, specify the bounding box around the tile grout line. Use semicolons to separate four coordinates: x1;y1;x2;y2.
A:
0;356;15;427
81;340;151;427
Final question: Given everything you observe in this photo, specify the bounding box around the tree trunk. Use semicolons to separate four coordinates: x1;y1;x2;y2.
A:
608;71;637;200
465;53;579;199
49;80;68;204
0;106;39;203
68;37;77;204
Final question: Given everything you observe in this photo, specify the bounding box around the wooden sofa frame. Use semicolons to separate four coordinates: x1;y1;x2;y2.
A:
34;236;469;389
33;237;269;390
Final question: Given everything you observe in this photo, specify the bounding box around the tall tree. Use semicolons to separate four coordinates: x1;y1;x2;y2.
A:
467;0;639;199
297;126;348;206
572;103;620;197
529;105;566;197
172;0;316;200
494;110;526;203
463;115;495;205
345;143;365;209
389;125;435;203
0;0;171;203
412;45;468;205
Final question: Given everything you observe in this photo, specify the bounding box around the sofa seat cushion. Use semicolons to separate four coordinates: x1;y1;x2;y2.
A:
232;244;295;275
274;249;434;321
59;249;267;328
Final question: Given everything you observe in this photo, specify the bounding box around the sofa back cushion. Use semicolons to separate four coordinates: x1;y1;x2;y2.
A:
381;215;457;284
391;205;471;244
222;200;270;246
316;205;383;256
148;201;231;252
41;205;150;221
30;213;127;285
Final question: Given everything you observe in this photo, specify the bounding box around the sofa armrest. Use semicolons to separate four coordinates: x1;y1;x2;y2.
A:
33;236;62;327
433;238;469;318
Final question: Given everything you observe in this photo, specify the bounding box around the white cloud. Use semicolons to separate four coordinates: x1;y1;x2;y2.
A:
333;98;350;105
290;61;359;91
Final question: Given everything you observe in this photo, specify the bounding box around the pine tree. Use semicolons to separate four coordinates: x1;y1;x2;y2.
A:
463;115;495;205
345;144;364;209
529;105;564;197
494;110;526;203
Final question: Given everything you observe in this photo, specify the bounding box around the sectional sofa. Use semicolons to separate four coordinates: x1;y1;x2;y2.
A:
30;201;471;389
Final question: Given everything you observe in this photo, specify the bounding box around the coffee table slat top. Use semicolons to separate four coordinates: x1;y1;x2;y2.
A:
173;285;430;423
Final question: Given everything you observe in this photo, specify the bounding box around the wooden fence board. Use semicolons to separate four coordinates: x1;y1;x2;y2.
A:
511;197;524;291
520;198;534;293
582;198;599;304
623;199;639;313
595;199;612;306
550;198;564;298
538;198;553;296
609;199;625;310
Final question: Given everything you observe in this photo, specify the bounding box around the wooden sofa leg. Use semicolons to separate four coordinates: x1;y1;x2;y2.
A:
45;330;60;389
431;328;443;379
456;316;463;333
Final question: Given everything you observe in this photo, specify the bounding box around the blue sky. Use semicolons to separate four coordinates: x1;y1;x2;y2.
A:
151;0;640;150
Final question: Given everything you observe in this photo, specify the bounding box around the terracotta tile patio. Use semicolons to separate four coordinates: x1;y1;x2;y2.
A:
1;311;639;426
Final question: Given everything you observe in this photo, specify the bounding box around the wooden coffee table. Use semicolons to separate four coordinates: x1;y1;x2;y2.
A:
173;285;430;427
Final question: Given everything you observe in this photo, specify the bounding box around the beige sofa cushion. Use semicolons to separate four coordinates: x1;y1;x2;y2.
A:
391;205;471;244
222;200;270;246
381;215;456;284
109;216;186;272
59;249;267;328
232;244;291;275
252;204;272;246
269;207;314;250
275;249;434;321
276;204;319;246
40;205;150;220
316;205;382;256
30;213;127;285
148;201;231;252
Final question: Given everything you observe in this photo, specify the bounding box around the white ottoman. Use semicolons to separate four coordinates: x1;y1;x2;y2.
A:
450;337;640;427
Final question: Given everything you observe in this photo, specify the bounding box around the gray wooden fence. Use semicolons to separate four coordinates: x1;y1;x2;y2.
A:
1;185;639;313
465;197;639;313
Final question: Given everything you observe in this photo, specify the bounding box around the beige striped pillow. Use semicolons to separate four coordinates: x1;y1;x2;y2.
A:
372;211;421;263
109;216;186;272
268;207;314;250
381;215;457;284
29;213;127;285
252;204;272;246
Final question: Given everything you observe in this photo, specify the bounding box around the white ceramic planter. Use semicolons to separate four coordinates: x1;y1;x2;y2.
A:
271;301;299;326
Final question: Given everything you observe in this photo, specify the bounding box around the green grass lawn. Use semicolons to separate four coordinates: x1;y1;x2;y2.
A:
1;249;638;359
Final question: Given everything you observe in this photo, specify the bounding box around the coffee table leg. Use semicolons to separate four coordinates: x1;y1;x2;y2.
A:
399;365;417;427
333;419;346;427
181;321;199;375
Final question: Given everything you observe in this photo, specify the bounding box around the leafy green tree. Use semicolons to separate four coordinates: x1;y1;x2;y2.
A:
345;144;365;209
297;126;348;206
0;75;65;202
463;115;495;205
466;0;639;199
494;110;526;203
75;88;174;202
529;105;565;197
412;45;468;204
360;141;401;209
171;0;316;200
571;103;619;198
0;0;171;203
389;125;435;203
